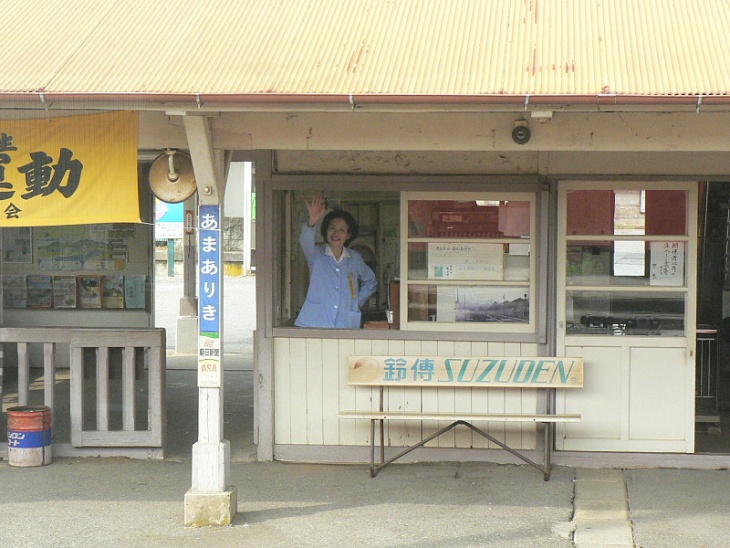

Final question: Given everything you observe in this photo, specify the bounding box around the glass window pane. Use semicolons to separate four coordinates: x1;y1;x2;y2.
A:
567;242;614;285
567;189;687;236
565;290;685;336
408;284;529;323
644;190;687;235
405;193;534;331
567;190;615;236
285;190;400;328
408;199;530;238
613;240;646;276
567;241;685;287
408;242;429;280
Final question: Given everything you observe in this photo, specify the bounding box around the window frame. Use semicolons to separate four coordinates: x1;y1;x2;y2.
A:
559;181;695;339
399;191;538;333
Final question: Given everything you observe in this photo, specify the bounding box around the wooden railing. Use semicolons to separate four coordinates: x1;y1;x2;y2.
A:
0;327;166;459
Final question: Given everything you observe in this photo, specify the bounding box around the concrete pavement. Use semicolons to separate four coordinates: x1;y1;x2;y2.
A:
4;276;730;547
0;460;577;548
154;273;255;358
3;455;730;547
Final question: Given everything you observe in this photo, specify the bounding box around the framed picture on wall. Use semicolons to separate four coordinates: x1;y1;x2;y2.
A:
2;227;32;263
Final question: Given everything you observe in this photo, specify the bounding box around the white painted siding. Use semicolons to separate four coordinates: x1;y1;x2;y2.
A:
274;336;539;451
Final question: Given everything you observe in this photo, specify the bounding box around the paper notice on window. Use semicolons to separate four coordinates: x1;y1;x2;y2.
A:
649;241;684;286
428;242;503;280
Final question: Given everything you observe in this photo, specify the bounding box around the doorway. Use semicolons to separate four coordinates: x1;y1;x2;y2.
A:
695;182;730;453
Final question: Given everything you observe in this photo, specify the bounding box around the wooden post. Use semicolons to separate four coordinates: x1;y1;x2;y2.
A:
182;115;236;527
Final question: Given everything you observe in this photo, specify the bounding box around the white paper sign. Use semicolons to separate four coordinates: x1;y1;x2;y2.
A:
428;242;503;280
649;241;684;286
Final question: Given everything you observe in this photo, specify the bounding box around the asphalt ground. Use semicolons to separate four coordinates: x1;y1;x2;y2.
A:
154;273;255;357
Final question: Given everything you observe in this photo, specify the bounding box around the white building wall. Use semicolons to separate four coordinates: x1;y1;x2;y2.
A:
274;336;539;450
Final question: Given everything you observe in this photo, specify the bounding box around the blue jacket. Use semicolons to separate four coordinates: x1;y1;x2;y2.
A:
295;224;377;328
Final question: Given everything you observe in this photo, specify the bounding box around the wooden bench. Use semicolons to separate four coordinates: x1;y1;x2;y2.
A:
339;355;583;480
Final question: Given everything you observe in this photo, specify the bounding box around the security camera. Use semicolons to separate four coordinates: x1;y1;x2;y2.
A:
512;120;531;145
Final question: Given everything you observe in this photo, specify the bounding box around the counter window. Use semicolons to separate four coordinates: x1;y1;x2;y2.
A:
284;190;400;328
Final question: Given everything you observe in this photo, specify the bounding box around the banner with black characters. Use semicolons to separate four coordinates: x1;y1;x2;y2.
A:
0;111;139;226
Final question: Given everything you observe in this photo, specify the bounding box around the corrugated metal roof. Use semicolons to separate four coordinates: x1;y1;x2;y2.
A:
1;0;730;103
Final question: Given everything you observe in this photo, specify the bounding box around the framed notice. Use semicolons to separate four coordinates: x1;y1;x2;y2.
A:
428;242;503;281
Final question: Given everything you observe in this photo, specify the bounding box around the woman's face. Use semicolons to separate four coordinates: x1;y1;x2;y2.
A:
326;217;351;250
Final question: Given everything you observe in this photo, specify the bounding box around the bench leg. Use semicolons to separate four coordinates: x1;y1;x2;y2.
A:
543;422;552;481
463;421;551;479
369;419;376;477
369;418;387;477
368;420;556;480
369;420;464;477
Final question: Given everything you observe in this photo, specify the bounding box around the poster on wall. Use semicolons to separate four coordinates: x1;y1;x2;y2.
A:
435;285;530;323
26;274;53;308
2;227;32;263
53;275;78;308
35;225;129;271
155;200;184;240
3;275;27;307
78;275;102;308
124;276;146;309
102;275;125;308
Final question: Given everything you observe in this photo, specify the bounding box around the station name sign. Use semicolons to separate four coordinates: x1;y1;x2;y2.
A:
348;356;583;388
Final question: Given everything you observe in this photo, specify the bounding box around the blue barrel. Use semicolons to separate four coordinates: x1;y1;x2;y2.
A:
7;406;52;467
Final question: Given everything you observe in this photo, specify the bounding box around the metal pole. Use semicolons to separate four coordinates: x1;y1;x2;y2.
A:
166;238;175;277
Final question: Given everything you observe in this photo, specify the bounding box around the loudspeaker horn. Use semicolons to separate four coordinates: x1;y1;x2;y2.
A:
148;149;197;203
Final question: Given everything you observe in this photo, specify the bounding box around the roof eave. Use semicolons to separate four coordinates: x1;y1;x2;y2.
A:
0;92;727;112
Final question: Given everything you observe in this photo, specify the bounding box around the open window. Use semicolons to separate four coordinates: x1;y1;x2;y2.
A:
281;190;400;328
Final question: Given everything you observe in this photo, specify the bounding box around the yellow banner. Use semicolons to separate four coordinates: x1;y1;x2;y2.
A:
0;111;139;227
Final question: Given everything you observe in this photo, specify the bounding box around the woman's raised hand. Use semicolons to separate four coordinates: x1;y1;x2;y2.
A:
305;194;327;227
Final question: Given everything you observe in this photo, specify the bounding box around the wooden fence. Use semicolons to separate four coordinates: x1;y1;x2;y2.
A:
0;327;166;459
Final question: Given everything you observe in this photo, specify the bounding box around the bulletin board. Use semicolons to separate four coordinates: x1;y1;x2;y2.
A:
1;222;151;313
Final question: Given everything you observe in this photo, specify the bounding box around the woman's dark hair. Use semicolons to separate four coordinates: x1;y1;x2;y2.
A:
321;209;358;246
